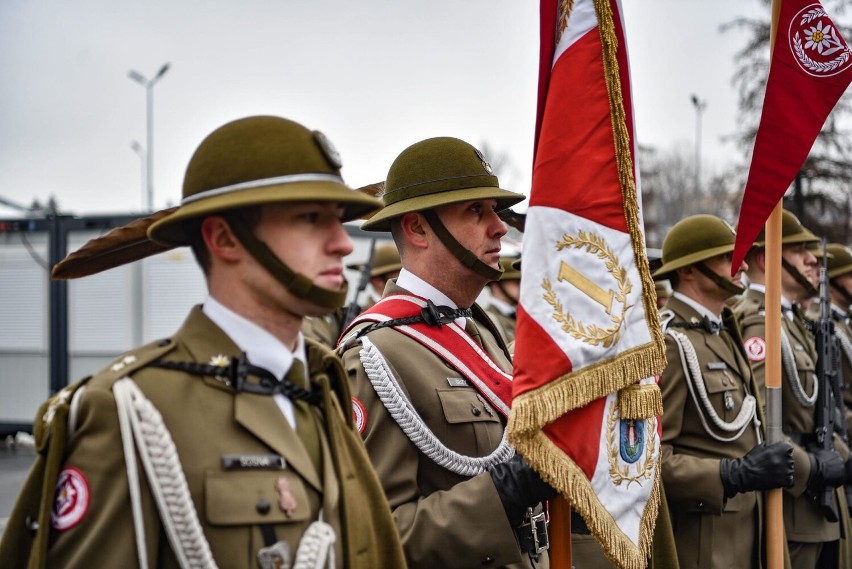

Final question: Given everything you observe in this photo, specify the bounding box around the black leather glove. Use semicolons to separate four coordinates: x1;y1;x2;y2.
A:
807;448;846;493
489;454;557;526
719;442;794;498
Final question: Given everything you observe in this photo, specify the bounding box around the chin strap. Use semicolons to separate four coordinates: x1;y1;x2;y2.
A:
421;209;503;281
781;257;818;298
831;281;852;309
695;262;745;296
226;215;347;310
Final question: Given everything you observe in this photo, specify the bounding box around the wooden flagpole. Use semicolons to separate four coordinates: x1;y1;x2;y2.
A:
549;497;572;566
764;8;784;569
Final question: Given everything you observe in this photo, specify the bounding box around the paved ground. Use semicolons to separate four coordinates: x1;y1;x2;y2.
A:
0;441;36;539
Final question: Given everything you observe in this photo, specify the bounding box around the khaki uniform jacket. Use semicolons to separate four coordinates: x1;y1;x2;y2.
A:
301;307;347;349
833;314;852;428
9;307;404;569
338;282;548;569
485;304;517;345
660;297;764;568
734;289;841;543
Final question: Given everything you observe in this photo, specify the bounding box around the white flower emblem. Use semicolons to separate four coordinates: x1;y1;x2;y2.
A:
209;354;231;367
804;20;843;56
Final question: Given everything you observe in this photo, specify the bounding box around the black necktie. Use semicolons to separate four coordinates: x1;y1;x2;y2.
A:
286;360;323;476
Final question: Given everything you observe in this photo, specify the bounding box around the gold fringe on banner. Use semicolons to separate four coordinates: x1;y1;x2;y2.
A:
508;344;661;434
513;429;661;569
618;383;662;420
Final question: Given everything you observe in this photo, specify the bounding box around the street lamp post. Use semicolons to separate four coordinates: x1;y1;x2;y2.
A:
129;140;146;211
690;94;707;195
128;63;170;212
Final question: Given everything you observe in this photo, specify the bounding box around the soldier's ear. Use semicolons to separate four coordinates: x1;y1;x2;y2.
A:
201;215;242;263
399;212;429;250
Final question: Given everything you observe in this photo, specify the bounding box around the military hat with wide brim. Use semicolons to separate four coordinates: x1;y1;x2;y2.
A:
827;243;852;278
498;256;521;281
149;116;382;246
751;209;820;249
346;242;403;277
361;137;525;232
653;214;737;278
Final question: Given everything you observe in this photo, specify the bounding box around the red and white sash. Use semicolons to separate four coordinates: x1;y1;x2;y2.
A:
341;294;513;417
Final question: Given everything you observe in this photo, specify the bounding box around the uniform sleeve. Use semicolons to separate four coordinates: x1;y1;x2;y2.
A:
47;383;161;568
659;334;727;514
338;341;523;569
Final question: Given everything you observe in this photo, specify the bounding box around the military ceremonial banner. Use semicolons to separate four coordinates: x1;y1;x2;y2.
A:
507;1;667;568
731;0;852;270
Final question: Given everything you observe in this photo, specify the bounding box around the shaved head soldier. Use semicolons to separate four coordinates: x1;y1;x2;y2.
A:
338;137;555;568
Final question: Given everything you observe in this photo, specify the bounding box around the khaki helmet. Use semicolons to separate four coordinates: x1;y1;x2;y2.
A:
149;116;381;246
498;256;521;281
751;209;819;248
652;215;737;278
361;137;524;232
362;137;524;280
347;242;403;277
827;243;852;279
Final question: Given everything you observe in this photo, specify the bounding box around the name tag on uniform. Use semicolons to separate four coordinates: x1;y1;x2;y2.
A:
706;362;728;371
447;377;471;387
222;454;286;470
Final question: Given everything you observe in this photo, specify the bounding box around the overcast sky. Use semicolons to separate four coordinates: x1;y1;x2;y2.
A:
0;0;765;216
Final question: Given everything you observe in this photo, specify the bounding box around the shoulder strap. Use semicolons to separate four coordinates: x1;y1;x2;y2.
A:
0;377;92;569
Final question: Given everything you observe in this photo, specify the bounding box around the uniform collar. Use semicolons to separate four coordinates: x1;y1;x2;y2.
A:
672;291;721;325
202;295;306;380
749;283;794;320
487;296;516;317
396;268;467;327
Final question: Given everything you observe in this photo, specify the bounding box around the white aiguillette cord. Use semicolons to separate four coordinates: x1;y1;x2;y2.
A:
113;378;218;569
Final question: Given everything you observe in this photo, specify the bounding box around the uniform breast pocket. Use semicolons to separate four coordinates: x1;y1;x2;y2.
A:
205;469;311;525
701;370;739;419
436;388;501;424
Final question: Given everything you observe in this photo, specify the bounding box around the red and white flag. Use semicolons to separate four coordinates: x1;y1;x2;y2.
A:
731;0;852;269
507;1;666;568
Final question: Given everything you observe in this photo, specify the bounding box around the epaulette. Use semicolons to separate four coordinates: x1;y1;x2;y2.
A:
95;337;178;384
658;308;676;333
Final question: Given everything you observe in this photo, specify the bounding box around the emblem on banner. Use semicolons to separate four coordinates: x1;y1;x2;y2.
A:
542;231;633;348
606;403;655;488
789;5;852;77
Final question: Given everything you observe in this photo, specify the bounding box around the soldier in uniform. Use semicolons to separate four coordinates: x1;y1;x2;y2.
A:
0;116;405;569
485;256;521;344
652;215;794;568
734;209;848;568
823;243;852;428
337;137;555;568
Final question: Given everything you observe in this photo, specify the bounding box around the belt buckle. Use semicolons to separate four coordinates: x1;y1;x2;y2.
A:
519;507;549;556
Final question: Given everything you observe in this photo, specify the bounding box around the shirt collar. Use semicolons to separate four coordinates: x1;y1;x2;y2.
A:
749;283;794;318
487;296;516;317
396;268;468;327
672;291;721;324
202;295;306;380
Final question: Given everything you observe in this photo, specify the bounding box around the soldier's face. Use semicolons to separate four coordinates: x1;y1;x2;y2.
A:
781;243;818;293
254;201;354;292
435;199;508;269
703;252;746;295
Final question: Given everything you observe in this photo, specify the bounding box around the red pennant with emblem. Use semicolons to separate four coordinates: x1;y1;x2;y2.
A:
732;0;852;270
